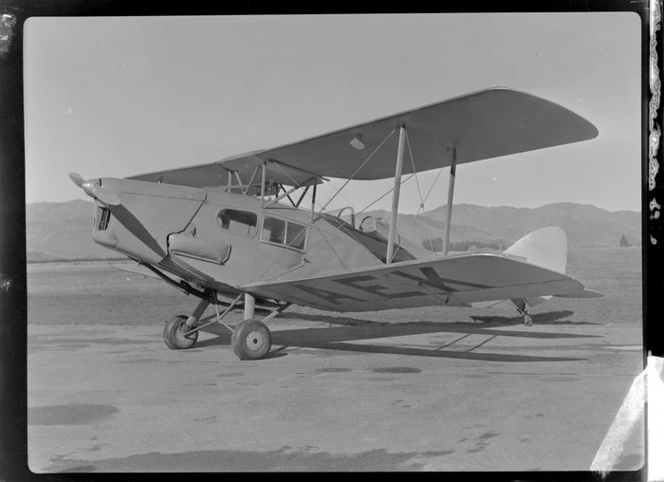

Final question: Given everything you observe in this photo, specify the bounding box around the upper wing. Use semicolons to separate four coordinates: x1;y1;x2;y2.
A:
241;252;586;312
127;87;598;187
128;151;324;193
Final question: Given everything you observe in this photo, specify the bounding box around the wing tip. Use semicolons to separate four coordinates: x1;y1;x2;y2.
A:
487;86;600;141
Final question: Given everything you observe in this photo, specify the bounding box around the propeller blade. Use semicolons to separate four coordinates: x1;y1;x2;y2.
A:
69;173;120;205
69;172;86;188
94;188;121;206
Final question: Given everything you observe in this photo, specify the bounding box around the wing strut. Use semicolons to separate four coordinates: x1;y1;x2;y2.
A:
442;147;457;256
259;162;267;207
244;293;255;320
386;125;407;264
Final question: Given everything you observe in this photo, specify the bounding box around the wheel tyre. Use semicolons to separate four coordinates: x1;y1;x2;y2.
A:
163;315;198;350
231;319;272;360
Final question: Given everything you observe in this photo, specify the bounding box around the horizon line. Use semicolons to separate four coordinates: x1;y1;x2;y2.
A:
26;198;641;214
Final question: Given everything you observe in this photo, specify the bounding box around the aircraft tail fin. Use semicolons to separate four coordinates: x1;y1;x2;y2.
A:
472;228;602;317
503;226;568;274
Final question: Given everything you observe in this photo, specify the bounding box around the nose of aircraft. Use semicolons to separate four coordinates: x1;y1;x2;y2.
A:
69;172;121;205
69;172;94;195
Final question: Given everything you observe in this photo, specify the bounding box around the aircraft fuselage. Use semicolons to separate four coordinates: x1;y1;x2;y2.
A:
89;177;385;295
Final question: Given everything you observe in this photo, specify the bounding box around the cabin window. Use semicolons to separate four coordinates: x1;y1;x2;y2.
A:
261;216;286;244
216;209;257;237
261;216;307;251
96;207;111;231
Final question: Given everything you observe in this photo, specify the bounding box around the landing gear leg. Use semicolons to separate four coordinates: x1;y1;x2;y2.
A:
243;293;255;320
231;319;272;360
164;314;200;350
516;308;533;326
232;294;269;360
513;299;533;327
162;290;289;360
163;291;212;350
230;297;291;361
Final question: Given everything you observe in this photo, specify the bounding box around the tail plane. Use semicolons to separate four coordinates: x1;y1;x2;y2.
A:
473;227;602;324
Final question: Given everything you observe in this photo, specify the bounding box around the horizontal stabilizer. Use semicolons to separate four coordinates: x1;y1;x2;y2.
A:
473;229;591;312
555;289;604;299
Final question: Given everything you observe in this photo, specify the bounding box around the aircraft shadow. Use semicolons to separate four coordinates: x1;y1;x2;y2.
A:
280;309;598;328
196;310;597;362
469;310;601;326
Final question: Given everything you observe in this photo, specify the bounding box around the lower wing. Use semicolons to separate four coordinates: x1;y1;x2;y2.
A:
241;252;589;312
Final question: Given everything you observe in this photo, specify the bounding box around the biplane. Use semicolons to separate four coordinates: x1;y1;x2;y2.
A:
70;87;603;360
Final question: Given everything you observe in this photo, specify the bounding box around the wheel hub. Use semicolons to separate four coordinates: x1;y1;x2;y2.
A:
246;330;266;352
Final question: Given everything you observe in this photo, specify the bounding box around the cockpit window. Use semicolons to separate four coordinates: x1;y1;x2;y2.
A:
216;209;257;237
261;215;307;251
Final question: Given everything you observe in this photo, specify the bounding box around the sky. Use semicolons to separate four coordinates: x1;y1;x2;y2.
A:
23;13;642;213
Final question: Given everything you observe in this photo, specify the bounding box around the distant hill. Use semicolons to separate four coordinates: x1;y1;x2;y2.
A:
361;202;641;250
26;200;121;262
357;209;509;248
25;200;641;262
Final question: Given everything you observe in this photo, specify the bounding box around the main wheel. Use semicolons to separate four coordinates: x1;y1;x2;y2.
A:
163;315;198;349
231;319;272;360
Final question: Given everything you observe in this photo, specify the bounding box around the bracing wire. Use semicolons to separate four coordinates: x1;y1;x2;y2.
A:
264;129;442;269
356;173;417;217
354;129;446;218
316;127;397;215
323;181;356;212
405;130;425;212
272;161;328;219
266;161;350;273
270;160;352;218
418;165;446;215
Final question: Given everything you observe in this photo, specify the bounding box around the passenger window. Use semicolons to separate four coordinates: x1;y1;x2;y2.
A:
261;216;286;244
216;209;257;237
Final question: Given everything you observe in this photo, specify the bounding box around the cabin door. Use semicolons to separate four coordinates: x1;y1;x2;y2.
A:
253;214;307;282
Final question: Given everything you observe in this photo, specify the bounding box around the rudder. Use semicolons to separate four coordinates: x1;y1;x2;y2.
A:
503;226;568;274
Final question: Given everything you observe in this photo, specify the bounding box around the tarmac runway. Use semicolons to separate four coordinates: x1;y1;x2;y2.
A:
27;314;644;473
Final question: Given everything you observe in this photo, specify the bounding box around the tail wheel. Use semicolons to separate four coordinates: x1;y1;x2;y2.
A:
163;315;198;350
231;319;271;360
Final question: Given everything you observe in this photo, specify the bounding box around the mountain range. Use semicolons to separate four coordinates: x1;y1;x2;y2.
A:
363;202;641;251
25;200;641;262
